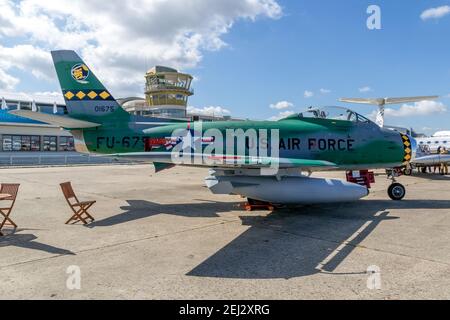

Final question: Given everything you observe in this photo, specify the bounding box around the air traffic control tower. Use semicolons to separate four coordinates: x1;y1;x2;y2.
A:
143;66;193;118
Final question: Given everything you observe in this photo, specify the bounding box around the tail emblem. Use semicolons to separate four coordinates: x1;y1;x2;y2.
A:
71;63;90;84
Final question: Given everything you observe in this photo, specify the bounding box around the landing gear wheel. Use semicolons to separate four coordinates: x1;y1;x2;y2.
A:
403;168;412;176
388;183;406;201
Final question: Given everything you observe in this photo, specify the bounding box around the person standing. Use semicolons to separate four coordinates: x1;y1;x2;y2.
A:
435;146;443;174
440;147;449;175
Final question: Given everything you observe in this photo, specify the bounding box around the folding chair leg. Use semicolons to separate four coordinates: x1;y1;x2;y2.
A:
75;203;95;222
83;211;95;221
0;219;8;234
80;205;95;221
66;208;88;225
76;208;91;224
83;213;95;222
65;216;75;224
0;209;12;223
3;218;17;228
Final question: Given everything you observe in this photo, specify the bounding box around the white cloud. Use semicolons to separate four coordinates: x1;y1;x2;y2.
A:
0;69;20;90
421;5;450;21
359;86;372;93
0;45;55;81
187;105;230;116
268;110;295;121
0;0;282;95
304;90;314;98
269;100;294;110
319;88;331;94
368;100;447;119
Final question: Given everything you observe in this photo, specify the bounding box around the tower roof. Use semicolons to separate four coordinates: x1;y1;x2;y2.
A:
147;66;178;74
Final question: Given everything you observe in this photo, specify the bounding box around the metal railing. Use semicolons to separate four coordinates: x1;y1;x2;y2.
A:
146;98;188;107
145;84;193;95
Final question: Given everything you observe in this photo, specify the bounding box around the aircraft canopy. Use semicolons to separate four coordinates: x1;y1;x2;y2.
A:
292;106;372;123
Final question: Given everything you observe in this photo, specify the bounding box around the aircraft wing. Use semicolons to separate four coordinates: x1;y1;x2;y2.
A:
340;96;439;106
339;98;385;105
9;110;101;129
383;96;439;105
107;152;338;171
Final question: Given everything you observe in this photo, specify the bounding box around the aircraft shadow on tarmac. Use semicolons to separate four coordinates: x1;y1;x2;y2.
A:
187;199;450;279
86;199;242;228
0;232;75;255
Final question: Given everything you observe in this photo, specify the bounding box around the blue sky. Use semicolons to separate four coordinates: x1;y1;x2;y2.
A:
187;0;450;132
1;0;449;134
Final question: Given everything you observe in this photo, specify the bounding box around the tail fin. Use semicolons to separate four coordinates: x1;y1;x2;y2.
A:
51;50;130;124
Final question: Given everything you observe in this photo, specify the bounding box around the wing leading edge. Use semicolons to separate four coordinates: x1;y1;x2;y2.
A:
106;152;337;171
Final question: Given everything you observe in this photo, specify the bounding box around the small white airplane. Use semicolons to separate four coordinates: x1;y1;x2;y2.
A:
416;131;450;153
413;132;450;170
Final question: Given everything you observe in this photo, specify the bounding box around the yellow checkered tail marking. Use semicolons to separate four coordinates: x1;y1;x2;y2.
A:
62;90;114;101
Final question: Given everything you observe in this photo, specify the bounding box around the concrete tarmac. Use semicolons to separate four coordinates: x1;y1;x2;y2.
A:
0;165;449;299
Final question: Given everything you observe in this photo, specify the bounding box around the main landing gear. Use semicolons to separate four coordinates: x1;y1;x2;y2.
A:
242;198;281;211
347;169;406;201
386;168;406;201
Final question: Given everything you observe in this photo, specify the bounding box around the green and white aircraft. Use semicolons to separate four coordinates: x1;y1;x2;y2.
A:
12;50;417;205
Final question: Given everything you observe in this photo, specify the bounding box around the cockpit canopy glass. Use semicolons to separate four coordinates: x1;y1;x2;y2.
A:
297;106;371;123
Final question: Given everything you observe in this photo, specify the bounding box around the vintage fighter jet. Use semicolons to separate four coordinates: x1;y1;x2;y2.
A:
12;50;418;206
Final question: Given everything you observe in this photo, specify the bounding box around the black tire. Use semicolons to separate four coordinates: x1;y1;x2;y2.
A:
388;183;406;201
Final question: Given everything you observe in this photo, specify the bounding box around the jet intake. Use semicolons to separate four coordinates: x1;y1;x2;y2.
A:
205;175;369;205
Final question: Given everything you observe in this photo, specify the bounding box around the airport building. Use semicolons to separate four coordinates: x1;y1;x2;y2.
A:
0;93;74;153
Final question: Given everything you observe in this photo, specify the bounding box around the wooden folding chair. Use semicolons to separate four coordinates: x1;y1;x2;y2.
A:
0;184;20;236
60;182;96;225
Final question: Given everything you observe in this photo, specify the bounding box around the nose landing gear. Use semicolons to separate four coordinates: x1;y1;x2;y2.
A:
388;183;406;201
386;168;406;201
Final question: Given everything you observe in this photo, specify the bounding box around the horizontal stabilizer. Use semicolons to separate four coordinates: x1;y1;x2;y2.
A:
153;162;176;173
9;110;101;129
